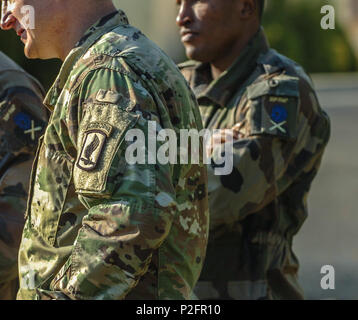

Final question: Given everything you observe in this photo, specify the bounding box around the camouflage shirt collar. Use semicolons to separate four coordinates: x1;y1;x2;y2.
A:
44;10;129;110
192;27;270;108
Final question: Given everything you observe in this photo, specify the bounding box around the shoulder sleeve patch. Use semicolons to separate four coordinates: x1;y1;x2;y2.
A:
76;122;113;172
246;76;300;140
74;103;139;197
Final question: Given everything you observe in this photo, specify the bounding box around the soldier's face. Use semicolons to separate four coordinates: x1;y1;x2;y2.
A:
176;0;249;63
1;0;65;59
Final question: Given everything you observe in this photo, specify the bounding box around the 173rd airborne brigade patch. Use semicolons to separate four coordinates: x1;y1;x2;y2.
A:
76;122;113;171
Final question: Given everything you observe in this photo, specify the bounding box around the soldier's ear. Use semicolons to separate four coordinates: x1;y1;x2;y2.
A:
239;0;257;20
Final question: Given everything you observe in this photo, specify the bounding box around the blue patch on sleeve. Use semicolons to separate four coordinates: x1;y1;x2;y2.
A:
271;105;288;123
14;112;31;130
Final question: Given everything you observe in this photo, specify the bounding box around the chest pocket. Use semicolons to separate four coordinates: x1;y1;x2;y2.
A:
246;76;300;140
27;137;74;246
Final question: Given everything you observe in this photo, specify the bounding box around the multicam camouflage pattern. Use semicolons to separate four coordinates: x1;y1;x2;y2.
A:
0;51;46;300
17;10;209;300
179;28;331;300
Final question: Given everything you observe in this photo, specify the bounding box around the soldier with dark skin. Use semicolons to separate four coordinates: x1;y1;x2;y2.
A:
0;50;46;299
177;0;330;299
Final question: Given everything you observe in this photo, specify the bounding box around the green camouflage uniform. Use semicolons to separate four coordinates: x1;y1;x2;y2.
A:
179;28;330;300
0;51;46;300
17;10;209;300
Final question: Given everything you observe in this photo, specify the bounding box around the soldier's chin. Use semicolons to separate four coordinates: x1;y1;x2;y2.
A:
184;45;198;60
185;45;209;63
23;41;38;59
23;47;32;59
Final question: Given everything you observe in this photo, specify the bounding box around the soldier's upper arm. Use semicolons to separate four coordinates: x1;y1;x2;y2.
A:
74;95;140;199
178;60;198;83
0;71;46;171
73;68;173;205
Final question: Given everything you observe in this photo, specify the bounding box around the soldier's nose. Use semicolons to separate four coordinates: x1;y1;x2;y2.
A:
1;12;16;30
176;4;193;27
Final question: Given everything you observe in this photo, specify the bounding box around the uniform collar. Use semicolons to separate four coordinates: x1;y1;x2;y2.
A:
191;27;270;108
44;10;129;111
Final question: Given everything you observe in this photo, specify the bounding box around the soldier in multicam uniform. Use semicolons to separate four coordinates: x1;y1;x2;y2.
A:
1;0;209;300
0;51;46;300
177;0;330;299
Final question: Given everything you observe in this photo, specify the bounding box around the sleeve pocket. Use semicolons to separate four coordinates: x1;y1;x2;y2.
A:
246;76;300;140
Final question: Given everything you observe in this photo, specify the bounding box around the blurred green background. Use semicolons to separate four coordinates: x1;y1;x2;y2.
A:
0;0;357;90
262;0;357;73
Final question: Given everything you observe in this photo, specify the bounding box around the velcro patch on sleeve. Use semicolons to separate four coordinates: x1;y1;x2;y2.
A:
74;104;139;197
247;76;300;139
0;97;45;156
261;95;298;139
95;89;122;104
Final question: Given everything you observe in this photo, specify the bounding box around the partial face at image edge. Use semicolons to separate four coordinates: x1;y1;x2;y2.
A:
1;0;66;59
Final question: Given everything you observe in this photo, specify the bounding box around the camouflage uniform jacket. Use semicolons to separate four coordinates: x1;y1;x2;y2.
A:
179;28;330;299
0;51;46;300
17;10;209;300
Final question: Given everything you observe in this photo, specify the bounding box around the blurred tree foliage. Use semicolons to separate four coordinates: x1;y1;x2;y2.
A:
263;0;357;73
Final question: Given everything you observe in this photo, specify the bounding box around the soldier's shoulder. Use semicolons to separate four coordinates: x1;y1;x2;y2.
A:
0;52;44;97
0;51;27;86
243;49;318;107
90;25;145;56
177;60;199;83
0;51;23;73
257;49;314;89
246;49;330;141
71;26;180;89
